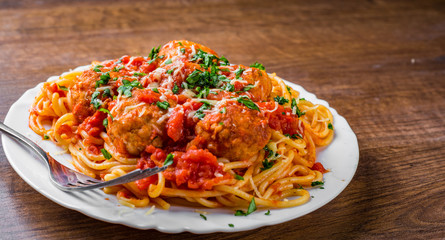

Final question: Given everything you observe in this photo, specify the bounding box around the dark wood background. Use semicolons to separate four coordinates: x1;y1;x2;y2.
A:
1;0;444;239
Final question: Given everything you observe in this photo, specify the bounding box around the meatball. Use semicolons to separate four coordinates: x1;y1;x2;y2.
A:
241;67;273;101
217;65;273;102
194;104;271;161
144;61;203;90
159;40;219;61
107;96;167;156
70;69;101;123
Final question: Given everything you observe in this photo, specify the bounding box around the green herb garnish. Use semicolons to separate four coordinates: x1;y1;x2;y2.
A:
274;96;289;105
164;153;174;166
172;84;179;94
90;91;102;109
237;96;259;111
57;84;68;91
234;67;245;78
112;66;124;72
98;108;114;120
250;62;265;70
117;79;143;97
291;98;305;117
93;65;104;72
311;181;324;187
164;59;172;65
156;101;170;110
101;148;112;160
103;118;108;128
234;174;244;180
133;72;147;77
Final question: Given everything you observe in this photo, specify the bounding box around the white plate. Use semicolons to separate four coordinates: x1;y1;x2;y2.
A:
2;70;359;233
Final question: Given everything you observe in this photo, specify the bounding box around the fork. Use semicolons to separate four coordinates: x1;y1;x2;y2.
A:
0;122;167;191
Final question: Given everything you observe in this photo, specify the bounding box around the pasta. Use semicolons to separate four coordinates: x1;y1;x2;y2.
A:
29;40;334;211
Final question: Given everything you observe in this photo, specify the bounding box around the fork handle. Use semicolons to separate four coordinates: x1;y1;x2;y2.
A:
0;122;49;165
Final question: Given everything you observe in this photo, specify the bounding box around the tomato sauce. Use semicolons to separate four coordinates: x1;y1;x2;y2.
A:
137;146;231;190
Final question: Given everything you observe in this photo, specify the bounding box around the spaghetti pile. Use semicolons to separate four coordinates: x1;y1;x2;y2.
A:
29;40;334;210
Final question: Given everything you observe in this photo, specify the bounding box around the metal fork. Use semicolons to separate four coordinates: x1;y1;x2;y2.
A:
0;122;167;191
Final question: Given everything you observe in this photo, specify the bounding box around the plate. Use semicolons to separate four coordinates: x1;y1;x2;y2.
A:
1;69;359;233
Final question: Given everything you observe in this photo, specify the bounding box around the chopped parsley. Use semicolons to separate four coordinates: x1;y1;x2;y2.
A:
242;84;255;92
102;88;111;98
172;84;179;94
57;84;68;91
195;102;212;120
234;67;245;78
101;149;112;160
234;198;256;216
166;69;174;74
261;145;278;171
117;79;143;97
133;72;147;77
223;83;235;92
234;174;244;180
180;48;185;54
199;214;207;220
43;134;50;140
164;153;174;166
311;181;324;187
164;59;172;65
95;72;111;87
103;118;108;128
237;96;259;111
265;210;271;215
291;98;305;117
156;101;170;110
246;200;256;212
284;133;302;139
274;96;289;105
261;158;275;171
235;210;245;216
98;108;114;120
228;223;234;228
147;46;162;64
219;56;230;66
112;66;124;72
152;88;159;93
93;65;104;72
191;49;219;68
286;86;292;96
90;91;102;109
196;86;211;98
250;62;265;70
328;123;333;130
148;45;161;60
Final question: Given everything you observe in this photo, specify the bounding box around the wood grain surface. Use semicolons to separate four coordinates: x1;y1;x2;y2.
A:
1;0;444;239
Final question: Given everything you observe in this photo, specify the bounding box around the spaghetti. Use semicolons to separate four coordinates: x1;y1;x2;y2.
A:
29;40;334;210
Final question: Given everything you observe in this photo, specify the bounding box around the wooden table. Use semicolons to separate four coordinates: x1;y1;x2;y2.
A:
1;0;444;239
